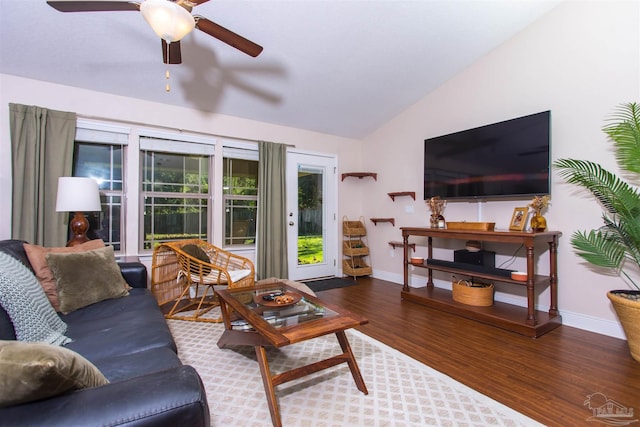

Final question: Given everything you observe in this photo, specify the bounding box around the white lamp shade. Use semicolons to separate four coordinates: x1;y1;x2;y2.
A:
56;177;102;212
140;0;195;43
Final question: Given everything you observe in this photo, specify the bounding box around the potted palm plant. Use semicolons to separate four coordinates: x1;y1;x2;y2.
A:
554;102;640;362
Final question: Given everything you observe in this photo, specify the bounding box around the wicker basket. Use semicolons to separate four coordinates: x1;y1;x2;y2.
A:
343;220;366;236
608;291;640;362
343;240;369;256
343;258;372;277
452;277;494;306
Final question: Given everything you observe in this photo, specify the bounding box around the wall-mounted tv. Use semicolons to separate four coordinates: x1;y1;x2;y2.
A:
424;110;551;200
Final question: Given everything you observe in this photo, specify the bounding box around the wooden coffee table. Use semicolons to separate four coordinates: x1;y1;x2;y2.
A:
215;282;369;427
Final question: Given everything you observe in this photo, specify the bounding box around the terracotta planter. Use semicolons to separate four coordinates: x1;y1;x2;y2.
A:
608;290;640;362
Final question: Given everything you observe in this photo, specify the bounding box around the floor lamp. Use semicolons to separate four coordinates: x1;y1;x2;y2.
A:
56;177;102;247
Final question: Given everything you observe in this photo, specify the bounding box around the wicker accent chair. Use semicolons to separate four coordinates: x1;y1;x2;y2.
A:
151;239;255;322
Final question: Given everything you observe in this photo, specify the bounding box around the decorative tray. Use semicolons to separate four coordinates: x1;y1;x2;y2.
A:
446;221;496;231
253;292;302;307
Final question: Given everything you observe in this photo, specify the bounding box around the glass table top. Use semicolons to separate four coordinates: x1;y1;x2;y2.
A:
226;285;338;331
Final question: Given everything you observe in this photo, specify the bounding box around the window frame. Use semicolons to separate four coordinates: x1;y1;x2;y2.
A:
69;121;262;256
138;131;216;253
222;145;259;249
73;120;130;253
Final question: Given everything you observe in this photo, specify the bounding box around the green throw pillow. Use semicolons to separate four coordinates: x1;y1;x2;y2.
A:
0;340;109;407
181;244;212;275
46;246;129;314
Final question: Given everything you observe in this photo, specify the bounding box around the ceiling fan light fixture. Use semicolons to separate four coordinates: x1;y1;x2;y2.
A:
140;0;195;43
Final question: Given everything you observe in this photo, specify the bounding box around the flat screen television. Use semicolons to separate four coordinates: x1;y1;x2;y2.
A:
424;110;550;200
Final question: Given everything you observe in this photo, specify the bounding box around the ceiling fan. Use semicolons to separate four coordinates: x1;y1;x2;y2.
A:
47;0;263;64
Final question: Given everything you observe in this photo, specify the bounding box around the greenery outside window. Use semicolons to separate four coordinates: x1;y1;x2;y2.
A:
141;150;210;250
73;142;124;251
223;157;258;246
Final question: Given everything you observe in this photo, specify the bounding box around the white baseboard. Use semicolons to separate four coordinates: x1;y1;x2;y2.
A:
559;310;625;339
371;268;626;340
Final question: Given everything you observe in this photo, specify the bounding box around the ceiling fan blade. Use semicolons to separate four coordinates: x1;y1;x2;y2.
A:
189;0;210;5
47;1;140;12
162;40;183;64
194;16;263;57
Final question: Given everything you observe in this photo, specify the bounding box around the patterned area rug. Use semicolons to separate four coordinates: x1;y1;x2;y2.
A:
168;319;542;427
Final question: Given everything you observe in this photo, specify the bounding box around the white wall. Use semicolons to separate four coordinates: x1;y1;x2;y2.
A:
360;1;640;338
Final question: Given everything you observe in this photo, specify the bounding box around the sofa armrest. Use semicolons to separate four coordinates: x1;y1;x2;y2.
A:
118;260;148;288
0;365;210;427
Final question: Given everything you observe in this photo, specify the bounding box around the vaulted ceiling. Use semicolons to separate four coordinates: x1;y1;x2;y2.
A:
0;0;559;138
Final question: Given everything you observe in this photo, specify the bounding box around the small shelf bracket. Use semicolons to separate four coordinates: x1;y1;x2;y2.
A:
341;172;377;181
389;241;415;252
388;191;416;201
370;218;395;226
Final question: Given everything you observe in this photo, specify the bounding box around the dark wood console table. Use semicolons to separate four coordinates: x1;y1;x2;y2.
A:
400;227;561;337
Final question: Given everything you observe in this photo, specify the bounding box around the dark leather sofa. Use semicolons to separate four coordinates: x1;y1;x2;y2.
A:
0;239;210;427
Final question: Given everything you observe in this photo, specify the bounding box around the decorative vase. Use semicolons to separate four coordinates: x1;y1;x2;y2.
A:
427;196;446;228
530;211;547;232
608;290;640;362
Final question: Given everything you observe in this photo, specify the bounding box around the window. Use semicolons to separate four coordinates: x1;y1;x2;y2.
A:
223;157;258;246
72;121;128;251
73;143;124;249
141;150;210;250
139;133;215;251
71;122;262;255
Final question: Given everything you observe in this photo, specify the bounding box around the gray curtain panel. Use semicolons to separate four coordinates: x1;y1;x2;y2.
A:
257;141;288;280
9;104;76;246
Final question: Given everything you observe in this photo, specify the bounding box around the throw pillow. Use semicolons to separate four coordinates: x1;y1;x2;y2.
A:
0;340;108;407
24;239;105;311
46;245;129;314
181;244;212;275
0;252;70;346
228;269;253;283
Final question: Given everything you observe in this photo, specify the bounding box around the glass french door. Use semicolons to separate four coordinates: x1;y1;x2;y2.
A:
286;152;337;281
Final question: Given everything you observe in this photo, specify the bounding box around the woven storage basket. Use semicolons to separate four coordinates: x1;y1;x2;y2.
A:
452;278;494;307
343;258;372;277
607;291;640;362
343;240;369;256
343;220;366;236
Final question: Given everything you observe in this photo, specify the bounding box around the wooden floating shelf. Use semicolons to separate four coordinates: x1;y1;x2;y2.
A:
370;218;395;226
388;191;415;201
341;172;377;181
389;241;415;252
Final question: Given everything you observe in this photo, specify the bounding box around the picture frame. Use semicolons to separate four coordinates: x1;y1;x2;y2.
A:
509;207;528;231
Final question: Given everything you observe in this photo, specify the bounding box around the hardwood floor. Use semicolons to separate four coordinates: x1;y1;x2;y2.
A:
315;277;640;427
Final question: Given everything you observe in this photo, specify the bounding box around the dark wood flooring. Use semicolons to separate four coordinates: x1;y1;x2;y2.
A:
315;277;640;427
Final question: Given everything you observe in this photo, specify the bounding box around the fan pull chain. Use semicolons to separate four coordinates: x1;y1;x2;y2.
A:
165;41;171;92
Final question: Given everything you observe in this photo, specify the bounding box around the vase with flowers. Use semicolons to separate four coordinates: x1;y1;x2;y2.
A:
427;196;446;228
528;195;550;232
